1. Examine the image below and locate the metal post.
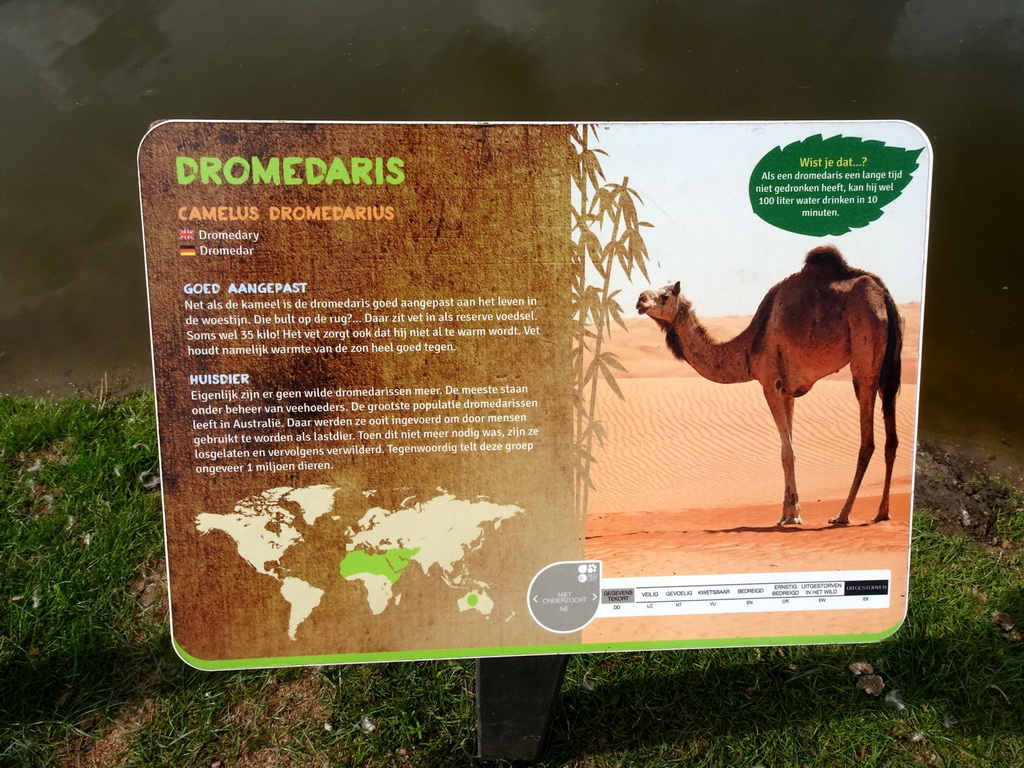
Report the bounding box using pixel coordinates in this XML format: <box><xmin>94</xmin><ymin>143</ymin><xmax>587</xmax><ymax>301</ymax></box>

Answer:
<box><xmin>475</xmin><ymin>654</ymin><xmax>569</xmax><ymax>762</ymax></box>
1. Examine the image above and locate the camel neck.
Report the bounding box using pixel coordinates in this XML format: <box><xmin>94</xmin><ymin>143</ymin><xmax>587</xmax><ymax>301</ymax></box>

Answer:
<box><xmin>666</xmin><ymin>311</ymin><xmax>757</xmax><ymax>384</ymax></box>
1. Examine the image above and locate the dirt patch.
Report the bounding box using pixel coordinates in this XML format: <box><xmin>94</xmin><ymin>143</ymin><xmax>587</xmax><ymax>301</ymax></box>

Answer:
<box><xmin>233</xmin><ymin>748</ymin><xmax>310</xmax><ymax>768</ymax></box>
<box><xmin>130</xmin><ymin>557</ymin><xmax>168</xmax><ymax>642</ymax></box>
<box><xmin>915</xmin><ymin>441</ymin><xmax>1024</xmax><ymax>551</ymax></box>
<box><xmin>13</xmin><ymin>443</ymin><xmax>72</xmax><ymax>520</ymax></box>
<box><xmin>55</xmin><ymin>700</ymin><xmax>156</xmax><ymax>768</ymax></box>
<box><xmin>16</xmin><ymin>439</ymin><xmax>75</xmax><ymax>469</ymax></box>
<box><xmin>221</xmin><ymin>671</ymin><xmax>331</xmax><ymax>768</ymax></box>
<box><xmin>266</xmin><ymin>672</ymin><xmax>330</xmax><ymax>722</ymax></box>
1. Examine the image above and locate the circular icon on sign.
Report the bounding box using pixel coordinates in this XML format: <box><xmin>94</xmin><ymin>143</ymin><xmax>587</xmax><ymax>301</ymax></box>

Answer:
<box><xmin>527</xmin><ymin>561</ymin><xmax>602</xmax><ymax>633</ymax></box>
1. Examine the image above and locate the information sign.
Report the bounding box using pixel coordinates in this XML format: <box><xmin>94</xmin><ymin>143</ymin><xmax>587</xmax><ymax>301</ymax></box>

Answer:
<box><xmin>138</xmin><ymin>121</ymin><xmax>931</xmax><ymax>669</ymax></box>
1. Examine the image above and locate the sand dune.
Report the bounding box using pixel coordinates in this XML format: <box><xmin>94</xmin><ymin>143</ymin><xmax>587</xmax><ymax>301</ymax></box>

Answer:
<box><xmin>581</xmin><ymin>304</ymin><xmax>920</xmax><ymax>645</ymax></box>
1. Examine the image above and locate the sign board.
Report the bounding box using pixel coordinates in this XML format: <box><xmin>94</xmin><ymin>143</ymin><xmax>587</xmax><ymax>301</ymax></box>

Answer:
<box><xmin>138</xmin><ymin>121</ymin><xmax>930</xmax><ymax>669</ymax></box>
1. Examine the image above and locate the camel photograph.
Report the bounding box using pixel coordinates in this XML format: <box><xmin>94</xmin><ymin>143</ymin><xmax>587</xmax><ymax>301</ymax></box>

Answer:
<box><xmin>577</xmin><ymin>122</ymin><xmax>928</xmax><ymax>646</ymax></box>
<box><xmin>635</xmin><ymin>244</ymin><xmax>903</xmax><ymax>528</ymax></box>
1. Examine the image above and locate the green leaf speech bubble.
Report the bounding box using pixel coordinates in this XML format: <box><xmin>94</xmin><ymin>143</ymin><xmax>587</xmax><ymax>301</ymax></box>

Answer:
<box><xmin>749</xmin><ymin>134</ymin><xmax>923</xmax><ymax>237</ymax></box>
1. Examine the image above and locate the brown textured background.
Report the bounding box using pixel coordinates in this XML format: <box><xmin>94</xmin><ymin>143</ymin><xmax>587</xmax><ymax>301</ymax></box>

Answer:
<box><xmin>139</xmin><ymin>123</ymin><xmax>577</xmax><ymax>663</ymax></box>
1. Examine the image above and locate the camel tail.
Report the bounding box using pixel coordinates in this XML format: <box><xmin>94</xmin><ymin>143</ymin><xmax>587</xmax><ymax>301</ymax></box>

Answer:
<box><xmin>880</xmin><ymin>289</ymin><xmax>903</xmax><ymax>418</ymax></box>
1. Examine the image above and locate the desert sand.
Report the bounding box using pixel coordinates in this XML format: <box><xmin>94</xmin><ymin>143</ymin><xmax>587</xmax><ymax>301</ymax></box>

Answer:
<box><xmin>582</xmin><ymin>304</ymin><xmax>921</xmax><ymax>646</ymax></box>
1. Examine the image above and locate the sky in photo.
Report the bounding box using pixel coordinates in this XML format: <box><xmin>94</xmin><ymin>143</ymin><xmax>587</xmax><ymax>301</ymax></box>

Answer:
<box><xmin>590</xmin><ymin>121</ymin><xmax>932</xmax><ymax>317</ymax></box>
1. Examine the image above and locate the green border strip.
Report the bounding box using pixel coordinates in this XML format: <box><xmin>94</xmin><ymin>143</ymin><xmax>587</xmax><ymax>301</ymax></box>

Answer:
<box><xmin>174</xmin><ymin>619</ymin><xmax>904</xmax><ymax>671</ymax></box>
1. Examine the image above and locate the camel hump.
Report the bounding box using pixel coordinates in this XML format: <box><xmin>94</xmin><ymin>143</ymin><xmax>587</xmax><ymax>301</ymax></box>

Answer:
<box><xmin>802</xmin><ymin>245</ymin><xmax>864</xmax><ymax>280</ymax></box>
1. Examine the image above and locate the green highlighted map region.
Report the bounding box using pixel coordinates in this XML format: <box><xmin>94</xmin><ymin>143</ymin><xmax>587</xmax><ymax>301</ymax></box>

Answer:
<box><xmin>340</xmin><ymin>548</ymin><xmax>421</xmax><ymax>584</ymax></box>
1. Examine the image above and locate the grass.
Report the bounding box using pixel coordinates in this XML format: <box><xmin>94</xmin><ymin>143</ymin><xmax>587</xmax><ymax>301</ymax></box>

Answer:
<box><xmin>989</xmin><ymin>478</ymin><xmax>1024</xmax><ymax>543</ymax></box>
<box><xmin>2</xmin><ymin>391</ymin><xmax>1023</xmax><ymax>767</ymax></box>
<box><xmin>0</xmin><ymin>392</ymin><xmax>164</xmax><ymax>761</ymax></box>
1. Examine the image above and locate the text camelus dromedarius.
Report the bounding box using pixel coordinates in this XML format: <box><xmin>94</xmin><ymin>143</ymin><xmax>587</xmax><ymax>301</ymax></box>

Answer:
<box><xmin>636</xmin><ymin>245</ymin><xmax>903</xmax><ymax>526</ymax></box>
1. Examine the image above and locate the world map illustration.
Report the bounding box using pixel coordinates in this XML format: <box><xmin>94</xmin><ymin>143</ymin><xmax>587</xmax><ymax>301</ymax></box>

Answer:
<box><xmin>195</xmin><ymin>485</ymin><xmax>522</xmax><ymax>640</ymax></box>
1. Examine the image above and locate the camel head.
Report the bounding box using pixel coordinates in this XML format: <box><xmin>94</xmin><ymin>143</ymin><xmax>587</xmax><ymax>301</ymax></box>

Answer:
<box><xmin>636</xmin><ymin>282</ymin><xmax>691</xmax><ymax>323</ymax></box>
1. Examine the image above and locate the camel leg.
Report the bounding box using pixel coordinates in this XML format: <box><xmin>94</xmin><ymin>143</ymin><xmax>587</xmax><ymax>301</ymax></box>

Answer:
<box><xmin>830</xmin><ymin>380</ymin><xmax>877</xmax><ymax>525</ymax></box>
<box><xmin>874</xmin><ymin>400</ymin><xmax>899</xmax><ymax>523</ymax></box>
<box><xmin>763</xmin><ymin>387</ymin><xmax>801</xmax><ymax>525</ymax></box>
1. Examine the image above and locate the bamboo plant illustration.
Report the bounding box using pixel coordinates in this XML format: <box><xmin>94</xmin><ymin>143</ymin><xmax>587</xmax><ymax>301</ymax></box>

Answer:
<box><xmin>571</xmin><ymin>125</ymin><xmax>653</xmax><ymax>527</ymax></box>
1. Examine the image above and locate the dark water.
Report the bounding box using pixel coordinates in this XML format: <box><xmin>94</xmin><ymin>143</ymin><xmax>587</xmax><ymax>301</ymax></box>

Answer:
<box><xmin>0</xmin><ymin>0</ymin><xmax>1021</xmax><ymax>467</ymax></box>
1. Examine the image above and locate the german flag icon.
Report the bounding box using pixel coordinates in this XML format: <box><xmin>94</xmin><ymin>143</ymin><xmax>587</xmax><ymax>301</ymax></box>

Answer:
<box><xmin>179</xmin><ymin>244</ymin><xmax>197</xmax><ymax>256</ymax></box>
